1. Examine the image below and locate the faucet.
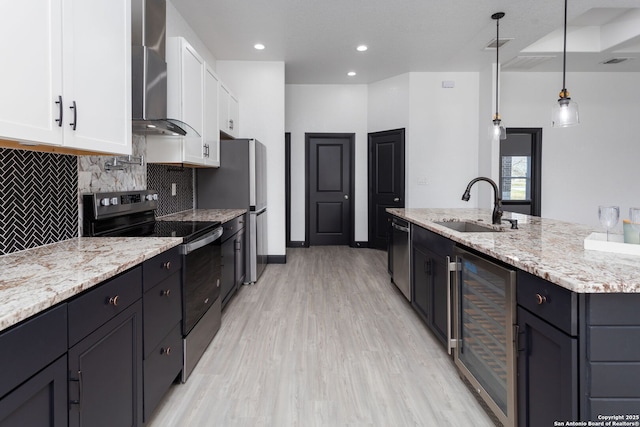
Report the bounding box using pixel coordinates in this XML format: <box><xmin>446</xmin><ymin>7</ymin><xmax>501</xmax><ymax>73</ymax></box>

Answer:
<box><xmin>461</xmin><ymin>177</ymin><xmax>503</xmax><ymax>225</ymax></box>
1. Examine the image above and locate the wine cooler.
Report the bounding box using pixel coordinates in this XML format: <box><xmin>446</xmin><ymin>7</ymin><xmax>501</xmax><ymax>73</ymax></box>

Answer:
<box><xmin>452</xmin><ymin>247</ymin><xmax>517</xmax><ymax>427</ymax></box>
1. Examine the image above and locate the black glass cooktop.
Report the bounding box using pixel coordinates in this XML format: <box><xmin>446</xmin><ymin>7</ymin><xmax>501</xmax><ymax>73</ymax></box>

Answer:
<box><xmin>105</xmin><ymin>220</ymin><xmax>221</xmax><ymax>243</ymax></box>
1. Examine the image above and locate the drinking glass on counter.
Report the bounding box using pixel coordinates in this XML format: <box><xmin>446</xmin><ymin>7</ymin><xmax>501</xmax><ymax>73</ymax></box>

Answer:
<box><xmin>598</xmin><ymin>205</ymin><xmax>619</xmax><ymax>241</ymax></box>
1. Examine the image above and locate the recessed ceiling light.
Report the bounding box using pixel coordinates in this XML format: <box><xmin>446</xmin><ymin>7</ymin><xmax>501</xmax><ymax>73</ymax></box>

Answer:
<box><xmin>347</xmin><ymin>71</ymin><xmax>356</xmax><ymax>77</ymax></box>
<box><xmin>254</xmin><ymin>43</ymin><xmax>265</xmax><ymax>50</ymax></box>
<box><xmin>356</xmin><ymin>45</ymin><xmax>368</xmax><ymax>52</ymax></box>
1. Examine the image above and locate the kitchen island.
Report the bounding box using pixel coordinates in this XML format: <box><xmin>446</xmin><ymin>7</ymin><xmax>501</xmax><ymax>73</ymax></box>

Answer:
<box><xmin>388</xmin><ymin>207</ymin><xmax>640</xmax><ymax>293</ymax></box>
<box><xmin>388</xmin><ymin>207</ymin><xmax>640</xmax><ymax>426</ymax></box>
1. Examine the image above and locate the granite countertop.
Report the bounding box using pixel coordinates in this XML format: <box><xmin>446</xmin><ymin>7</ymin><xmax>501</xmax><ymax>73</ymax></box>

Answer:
<box><xmin>0</xmin><ymin>237</ymin><xmax>182</xmax><ymax>333</ymax></box>
<box><xmin>158</xmin><ymin>208</ymin><xmax>246</xmax><ymax>224</ymax></box>
<box><xmin>388</xmin><ymin>208</ymin><xmax>640</xmax><ymax>294</ymax></box>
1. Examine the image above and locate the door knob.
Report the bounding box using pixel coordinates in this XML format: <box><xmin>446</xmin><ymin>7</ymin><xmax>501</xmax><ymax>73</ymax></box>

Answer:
<box><xmin>394</xmin><ymin>197</ymin><xmax>400</xmax><ymax>202</ymax></box>
<box><xmin>344</xmin><ymin>195</ymin><xmax>349</xmax><ymax>200</ymax></box>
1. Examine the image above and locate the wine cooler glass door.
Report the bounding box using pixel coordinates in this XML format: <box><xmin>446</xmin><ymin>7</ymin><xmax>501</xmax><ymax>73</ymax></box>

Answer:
<box><xmin>454</xmin><ymin>247</ymin><xmax>516</xmax><ymax>427</ymax></box>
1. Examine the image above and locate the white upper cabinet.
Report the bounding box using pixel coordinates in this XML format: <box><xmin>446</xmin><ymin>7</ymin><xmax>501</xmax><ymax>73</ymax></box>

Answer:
<box><xmin>147</xmin><ymin>37</ymin><xmax>204</xmax><ymax>166</ymax></box>
<box><xmin>219</xmin><ymin>83</ymin><xmax>239</xmax><ymax>138</ymax></box>
<box><xmin>147</xmin><ymin>37</ymin><xmax>222</xmax><ymax>167</ymax></box>
<box><xmin>0</xmin><ymin>0</ymin><xmax>132</xmax><ymax>155</ymax></box>
<box><xmin>204</xmin><ymin>64</ymin><xmax>220</xmax><ymax>167</ymax></box>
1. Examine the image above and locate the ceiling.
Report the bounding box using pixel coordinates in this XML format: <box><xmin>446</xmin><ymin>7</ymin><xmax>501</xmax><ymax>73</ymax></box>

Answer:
<box><xmin>170</xmin><ymin>0</ymin><xmax>640</xmax><ymax>84</ymax></box>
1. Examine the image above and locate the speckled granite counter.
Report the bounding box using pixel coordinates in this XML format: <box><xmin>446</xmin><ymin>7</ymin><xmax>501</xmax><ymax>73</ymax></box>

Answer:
<box><xmin>388</xmin><ymin>208</ymin><xmax>640</xmax><ymax>294</ymax></box>
<box><xmin>0</xmin><ymin>237</ymin><xmax>182</xmax><ymax>332</ymax></box>
<box><xmin>158</xmin><ymin>208</ymin><xmax>246</xmax><ymax>224</ymax></box>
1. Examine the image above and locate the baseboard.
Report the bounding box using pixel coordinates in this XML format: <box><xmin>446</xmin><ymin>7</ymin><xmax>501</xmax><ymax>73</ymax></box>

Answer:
<box><xmin>267</xmin><ymin>255</ymin><xmax>287</xmax><ymax>264</ymax></box>
<box><xmin>352</xmin><ymin>241</ymin><xmax>369</xmax><ymax>248</ymax></box>
<box><xmin>287</xmin><ymin>241</ymin><xmax>307</xmax><ymax>248</ymax></box>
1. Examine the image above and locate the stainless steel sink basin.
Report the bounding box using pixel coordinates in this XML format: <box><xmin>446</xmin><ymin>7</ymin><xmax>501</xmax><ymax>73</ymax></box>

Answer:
<box><xmin>434</xmin><ymin>221</ymin><xmax>502</xmax><ymax>233</ymax></box>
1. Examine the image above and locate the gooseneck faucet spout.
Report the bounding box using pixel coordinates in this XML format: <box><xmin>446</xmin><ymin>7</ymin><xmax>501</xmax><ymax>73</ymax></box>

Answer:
<box><xmin>461</xmin><ymin>177</ymin><xmax>503</xmax><ymax>225</ymax></box>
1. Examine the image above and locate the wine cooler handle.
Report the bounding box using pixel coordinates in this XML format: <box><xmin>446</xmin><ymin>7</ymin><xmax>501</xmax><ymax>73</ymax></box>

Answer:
<box><xmin>446</xmin><ymin>256</ymin><xmax>458</xmax><ymax>355</ymax></box>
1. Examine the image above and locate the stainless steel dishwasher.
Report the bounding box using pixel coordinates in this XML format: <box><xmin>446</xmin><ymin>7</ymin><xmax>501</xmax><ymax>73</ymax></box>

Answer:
<box><xmin>391</xmin><ymin>217</ymin><xmax>411</xmax><ymax>301</ymax></box>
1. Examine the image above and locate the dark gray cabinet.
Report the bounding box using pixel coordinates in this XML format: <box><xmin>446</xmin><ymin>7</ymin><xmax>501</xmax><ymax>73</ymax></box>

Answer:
<box><xmin>0</xmin><ymin>305</ymin><xmax>68</xmax><ymax>427</ymax></box>
<box><xmin>142</xmin><ymin>247</ymin><xmax>183</xmax><ymax>421</ymax></box>
<box><xmin>220</xmin><ymin>214</ymin><xmax>246</xmax><ymax>308</ymax></box>
<box><xmin>67</xmin><ymin>267</ymin><xmax>143</xmax><ymax>427</ymax></box>
<box><xmin>411</xmin><ymin>224</ymin><xmax>454</xmax><ymax>348</ymax></box>
<box><xmin>516</xmin><ymin>270</ymin><xmax>578</xmax><ymax>426</ymax></box>
<box><xmin>517</xmin><ymin>307</ymin><xmax>578</xmax><ymax>426</ymax></box>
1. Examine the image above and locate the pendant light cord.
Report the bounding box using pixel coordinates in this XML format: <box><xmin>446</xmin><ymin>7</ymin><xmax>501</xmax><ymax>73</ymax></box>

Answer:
<box><xmin>495</xmin><ymin>16</ymin><xmax>500</xmax><ymax>118</ymax></box>
<box><xmin>562</xmin><ymin>0</ymin><xmax>568</xmax><ymax>95</ymax></box>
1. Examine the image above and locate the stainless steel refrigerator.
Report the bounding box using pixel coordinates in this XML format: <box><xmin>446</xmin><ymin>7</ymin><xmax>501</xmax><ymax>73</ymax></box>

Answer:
<box><xmin>196</xmin><ymin>139</ymin><xmax>267</xmax><ymax>283</ymax></box>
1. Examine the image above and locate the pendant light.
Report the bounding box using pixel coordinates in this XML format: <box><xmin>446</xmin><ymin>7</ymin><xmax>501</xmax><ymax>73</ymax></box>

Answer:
<box><xmin>552</xmin><ymin>0</ymin><xmax>579</xmax><ymax>127</ymax></box>
<box><xmin>491</xmin><ymin>12</ymin><xmax>507</xmax><ymax>140</ymax></box>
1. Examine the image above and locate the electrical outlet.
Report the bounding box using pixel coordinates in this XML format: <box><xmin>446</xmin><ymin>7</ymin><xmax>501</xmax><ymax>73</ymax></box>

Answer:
<box><xmin>171</xmin><ymin>183</ymin><xmax>177</xmax><ymax>196</ymax></box>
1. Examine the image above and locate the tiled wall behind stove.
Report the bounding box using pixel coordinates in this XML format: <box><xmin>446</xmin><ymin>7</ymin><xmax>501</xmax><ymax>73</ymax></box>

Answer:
<box><xmin>147</xmin><ymin>165</ymin><xmax>194</xmax><ymax>217</ymax></box>
<box><xmin>0</xmin><ymin>148</ymin><xmax>77</xmax><ymax>255</ymax></box>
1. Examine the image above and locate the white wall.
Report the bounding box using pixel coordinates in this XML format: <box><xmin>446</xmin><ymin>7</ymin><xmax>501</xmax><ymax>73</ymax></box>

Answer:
<box><xmin>217</xmin><ymin>61</ymin><xmax>286</xmax><ymax>256</ymax></box>
<box><xmin>167</xmin><ymin>1</ymin><xmax>217</xmax><ymax>66</ymax></box>
<box><xmin>406</xmin><ymin>72</ymin><xmax>480</xmax><ymax>208</ymax></box>
<box><xmin>500</xmin><ymin>71</ymin><xmax>640</xmax><ymax>230</ymax></box>
<box><xmin>368</xmin><ymin>74</ymin><xmax>410</xmax><ymax>132</ymax></box>
<box><xmin>285</xmin><ymin>85</ymin><xmax>369</xmax><ymax>243</ymax></box>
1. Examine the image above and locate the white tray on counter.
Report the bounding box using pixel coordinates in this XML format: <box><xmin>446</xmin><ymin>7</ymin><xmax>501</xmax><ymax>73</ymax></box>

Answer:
<box><xmin>584</xmin><ymin>232</ymin><xmax>640</xmax><ymax>256</ymax></box>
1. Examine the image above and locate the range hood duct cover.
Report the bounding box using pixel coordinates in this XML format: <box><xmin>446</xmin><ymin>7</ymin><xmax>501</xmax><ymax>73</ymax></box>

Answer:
<box><xmin>131</xmin><ymin>0</ymin><xmax>198</xmax><ymax>137</ymax></box>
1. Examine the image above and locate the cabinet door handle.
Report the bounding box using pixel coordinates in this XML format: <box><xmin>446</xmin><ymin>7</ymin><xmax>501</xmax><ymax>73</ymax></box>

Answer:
<box><xmin>69</xmin><ymin>100</ymin><xmax>77</xmax><ymax>130</ymax></box>
<box><xmin>55</xmin><ymin>95</ymin><xmax>63</xmax><ymax>127</ymax></box>
<box><xmin>161</xmin><ymin>347</ymin><xmax>172</xmax><ymax>356</ymax></box>
<box><xmin>394</xmin><ymin>197</ymin><xmax>400</xmax><ymax>202</ymax></box>
<box><xmin>515</xmin><ymin>324</ymin><xmax>527</xmax><ymax>353</ymax></box>
<box><xmin>424</xmin><ymin>259</ymin><xmax>431</xmax><ymax>275</ymax></box>
<box><xmin>162</xmin><ymin>261</ymin><xmax>171</xmax><ymax>270</ymax></box>
<box><xmin>108</xmin><ymin>295</ymin><xmax>119</xmax><ymax>306</ymax></box>
<box><xmin>69</xmin><ymin>370</ymin><xmax>82</xmax><ymax>408</ymax></box>
<box><xmin>229</xmin><ymin>119</ymin><xmax>234</xmax><ymax>130</ymax></box>
<box><xmin>161</xmin><ymin>289</ymin><xmax>171</xmax><ymax>297</ymax></box>
<box><xmin>535</xmin><ymin>293</ymin><xmax>547</xmax><ymax>305</ymax></box>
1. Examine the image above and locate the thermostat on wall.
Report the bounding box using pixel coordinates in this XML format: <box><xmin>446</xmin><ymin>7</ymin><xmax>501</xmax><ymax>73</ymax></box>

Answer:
<box><xmin>441</xmin><ymin>80</ymin><xmax>455</xmax><ymax>88</ymax></box>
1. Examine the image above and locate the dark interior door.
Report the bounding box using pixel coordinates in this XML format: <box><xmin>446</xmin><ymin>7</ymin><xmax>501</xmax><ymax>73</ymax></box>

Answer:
<box><xmin>306</xmin><ymin>133</ymin><xmax>354</xmax><ymax>246</ymax></box>
<box><xmin>368</xmin><ymin>129</ymin><xmax>405</xmax><ymax>250</ymax></box>
<box><xmin>501</xmin><ymin>128</ymin><xmax>542</xmax><ymax>216</ymax></box>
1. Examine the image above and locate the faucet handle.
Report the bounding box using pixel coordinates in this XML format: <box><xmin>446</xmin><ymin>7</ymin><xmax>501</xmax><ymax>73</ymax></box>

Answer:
<box><xmin>502</xmin><ymin>218</ymin><xmax>518</xmax><ymax>229</ymax></box>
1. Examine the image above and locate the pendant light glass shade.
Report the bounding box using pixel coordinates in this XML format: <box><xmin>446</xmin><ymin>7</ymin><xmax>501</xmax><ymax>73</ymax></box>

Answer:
<box><xmin>552</xmin><ymin>0</ymin><xmax>579</xmax><ymax>128</ymax></box>
<box><xmin>552</xmin><ymin>94</ymin><xmax>579</xmax><ymax>127</ymax></box>
<box><xmin>489</xmin><ymin>117</ymin><xmax>507</xmax><ymax>140</ymax></box>
<box><xmin>490</xmin><ymin>12</ymin><xmax>506</xmax><ymax>140</ymax></box>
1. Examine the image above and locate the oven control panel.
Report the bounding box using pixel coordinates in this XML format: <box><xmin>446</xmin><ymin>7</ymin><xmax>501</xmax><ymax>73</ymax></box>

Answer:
<box><xmin>84</xmin><ymin>190</ymin><xmax>159</xmax><ymax>219</ymax></box>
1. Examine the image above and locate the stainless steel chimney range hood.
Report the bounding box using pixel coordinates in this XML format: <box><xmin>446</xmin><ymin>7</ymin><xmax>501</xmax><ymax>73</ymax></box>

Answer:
<box><xmin>131</xmin><ymin>0</ymin><xmax>198</xmax><ymax>137</ymax></box>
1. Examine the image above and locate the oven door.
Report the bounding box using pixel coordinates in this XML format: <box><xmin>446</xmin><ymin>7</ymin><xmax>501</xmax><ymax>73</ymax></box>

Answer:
<box><xmin>181</xmin><ymin>227</ymin><xmax>223</xmax><ymax>335</ymax></box>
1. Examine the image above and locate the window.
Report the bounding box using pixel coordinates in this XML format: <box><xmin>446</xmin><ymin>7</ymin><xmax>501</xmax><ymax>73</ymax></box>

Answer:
<box><xmin>501</xmin><ymin>155</ymin><xmax>530</xmax><ymax>201</ymax></box>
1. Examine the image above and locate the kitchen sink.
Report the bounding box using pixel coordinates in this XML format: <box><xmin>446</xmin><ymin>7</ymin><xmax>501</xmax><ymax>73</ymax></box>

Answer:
<box><xmin>434</xmin><ymin>221</ymin><xmax>502</xmax><ymax>233</ymax></box>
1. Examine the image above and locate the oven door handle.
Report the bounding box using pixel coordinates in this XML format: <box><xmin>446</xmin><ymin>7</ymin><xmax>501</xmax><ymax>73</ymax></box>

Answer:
<box><xmin>179</xmin><ymin>227</ymin><xmax>223</xmax><ymax>255</ymax></box>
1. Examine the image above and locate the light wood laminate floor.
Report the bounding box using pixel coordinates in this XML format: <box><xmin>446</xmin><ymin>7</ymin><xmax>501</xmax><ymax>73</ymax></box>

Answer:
<box><xmin>148</xmin><ymin>246</ymin><xmax>495</xmax><ymax>426</ymax></box>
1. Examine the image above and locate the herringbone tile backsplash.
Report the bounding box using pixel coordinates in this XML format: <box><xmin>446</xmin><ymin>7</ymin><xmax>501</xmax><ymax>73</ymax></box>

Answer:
<box><xmin>0</xmin><ymin>149</ymin><xmax>78</xmax><ymax>255</ymax></box>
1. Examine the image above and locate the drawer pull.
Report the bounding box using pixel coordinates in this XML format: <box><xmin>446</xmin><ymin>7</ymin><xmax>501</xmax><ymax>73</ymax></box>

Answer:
<box><xmin>161</xmin><ymin>347</ymin><xmax>172</xmax><ymax>356</ymax></box>
<box><xmin>161</xmin><ymin>289</ymin><xmax>171</xmax><ymax>297</ymax></box>
<box><xmin>162</xmin><ymin>261</ymin><xmax>171</xmax><ymax>270</ymax></box>
<box><xmin>535</xmin><ymin>293</ymin><xmax>547</xmax><ymax>305</ymax></box>
<box><xmin>108</xmin><ymin>295</ymin><xmax>120</xmax><ymax>306</ymax></box>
